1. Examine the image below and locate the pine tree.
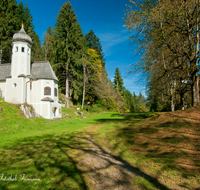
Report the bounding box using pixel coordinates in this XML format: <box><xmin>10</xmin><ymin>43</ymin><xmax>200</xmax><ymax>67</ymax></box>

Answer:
<box><xmin>18</xmin><ymin>3</ymin><xmax>43</xmax><ymax>62</ymax></box>
<box><xmin>43</xmin><ymin>26</ymin><xmax>54</xmax><ymax>61</ymax></box>
<box><xmin>85</xmin><ymin>30</ymin><xmax>105</xmax><ymax>67</ymax></box>
<box><xmin>132</xmin><ymin>93</ymin><xmax>138</xmax><ymax>112</ymax></box>
<box><xmin>114</xmin><ymin>67</ymin><xmax>124</xmax><ymax>94</ymax></box>
<box><xmin>0</xmin><ymin>0</ymin><xmax>18</xmax><ymax>64</ymax></box>
<box><xmin>16</xmin><ymin>1</ymin><xmax>24</xmax><ymax>26</ymax></box>
<box><xmin>53</xmin><ymin>1</ymin><xmax>85</xmax><ymax>102</ymax></box>
<box><xmin>31</xmin><ymin>31</ymin><xmax>44</xmax><ymax>62</ymax></box>
<box><xmin>133</xmin><ymin>92</ymin><xmax>147</xmax><ymax>112</ymax></box>
<box><xmin>23</xmin><ymin>4</ymin><xmax>34</xmax><ymax>34</ymax></box>
<box><xmin>123</xmin><ymin>89</ymin><xmax>135</xmax><ymax>112</ymax></box>
<box><xmin>0</xmin><ymin>1</ymin><xmax>43</xmax><ymax>64</ymax></box>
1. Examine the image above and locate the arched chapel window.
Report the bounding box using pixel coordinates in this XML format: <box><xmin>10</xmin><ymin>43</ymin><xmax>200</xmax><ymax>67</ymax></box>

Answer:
<box><xmin>44</xmin><ymin>86</ymin><xmax>51</xmax><ymax>95</ymax></box>
<box><xmin>54</xmin><ymin>88</ymin><xmax>57</xmax><ymax>97</ymax></box>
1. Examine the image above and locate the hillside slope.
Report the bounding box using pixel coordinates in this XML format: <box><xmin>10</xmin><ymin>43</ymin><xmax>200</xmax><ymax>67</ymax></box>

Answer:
<box><xmin>91</xmin><ymin>107</ymin><xmax>200</xmax><ymax>189</ymax></box>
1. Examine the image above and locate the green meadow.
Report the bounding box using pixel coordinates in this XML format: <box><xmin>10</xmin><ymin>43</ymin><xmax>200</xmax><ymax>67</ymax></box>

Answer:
<box><xmin>0</xmin><ymin>99</ymin><xmax>199</xmax><ymax>189</ymax></box>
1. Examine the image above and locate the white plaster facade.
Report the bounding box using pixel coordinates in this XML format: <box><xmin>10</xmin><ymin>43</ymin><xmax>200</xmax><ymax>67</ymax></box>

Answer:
<box><xmin>0</xmin><ymin>26</ymin><xmax>61</xmax><ymax>119</ymax></box>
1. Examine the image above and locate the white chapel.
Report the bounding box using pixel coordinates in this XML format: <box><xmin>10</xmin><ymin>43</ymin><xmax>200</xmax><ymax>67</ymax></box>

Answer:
<box><xmin>0</xmin><ymin>25</ymin><xmax>61</xmax><ymax>119</ymax></box>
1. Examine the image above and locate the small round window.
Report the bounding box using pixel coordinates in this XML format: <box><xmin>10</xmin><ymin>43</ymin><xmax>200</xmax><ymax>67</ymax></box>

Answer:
<box><xmin>13</xmin><ymin>83</ymin><xmax>17</xmax><ymax>87</ymax></box>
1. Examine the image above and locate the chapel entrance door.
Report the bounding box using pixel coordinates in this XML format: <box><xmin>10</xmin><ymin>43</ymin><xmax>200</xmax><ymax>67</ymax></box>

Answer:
<box><xmin>54</xmin><ymin>107</ymin><xmax>57</xmax><ymax>117</ymax></box>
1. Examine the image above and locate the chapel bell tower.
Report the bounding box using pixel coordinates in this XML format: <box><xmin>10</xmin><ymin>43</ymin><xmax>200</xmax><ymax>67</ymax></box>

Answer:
<box><xmin>11</xmin><ymin>24</ymin><xmax>32</xmax><ymax>78</ymax></box>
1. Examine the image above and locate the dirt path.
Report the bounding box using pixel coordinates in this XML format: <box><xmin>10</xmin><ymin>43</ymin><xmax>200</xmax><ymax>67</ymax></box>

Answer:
<box><xmin>71</xmin><ymin>133</ymin><xmax>170</xmax><ymax>190</ymax></box>
<box><xmin>76</xmin><ymin>136</ymin><xmax>134</xmax><ymax>190</ymax></box>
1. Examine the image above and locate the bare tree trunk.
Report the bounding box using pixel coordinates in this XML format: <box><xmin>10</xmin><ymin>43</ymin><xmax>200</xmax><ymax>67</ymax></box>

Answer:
<box><xmin>185</xmin><ymin>2</ymin><xmax>198</xmax><ymax>107</ymax></box>
<box><xmin>195</xmin><ymin>0</ymin><xmax>200</xmax><ymax>105</ymax></box>
<box><xmin>193</xmin><ymin>74</ymin><xmax>199</xmax><ymax>106</ymax></box>
<box><xmin>195</xmin><ymin>74</ymin><xmax>199</xmax><ymax>105</ymax></box>
<box><xmin>0</xmin><ymin>49</ymin><xmax>2</xmax><ymax>64</ymax></box>
<box><xmin>82</xmin><ymin>62</ymin><xmax>86</xmax><ymax>110</ymax></box>
<box><xmin>171</xmin><ymin>83</ymin><xmax>175</xmax><ymax>112</ymax></box>
<box><xmin>180</xmin><ymin>93</ymin><xmax>184</xmax><ymax>109</ymax></box>
<box><xmin>65</xmin><ymin>64</ymin><xmax>69</xmax><ymax>99</ymax></box>
<box><xmin>197</xmin><ymin>75</ymin><xmax>199</xmax><ymax>104</ymax></box>
<box><xmin>191</xmin><ymin>81</ymin><xmax>194</xmax><ymax>107</ymax></box>
<box><xmin>179</xmin><ymin>78</ymin><xmax>185</xmax><ymax>109</ymax></box>
<box><xmin>44</xmin><ymin>47</ymin><xmax>47</xmax><ymax>61</ymax></box>
<box><xmin>66</xmin><ymin>32</ymin><xmax>69</xmax><ymax>100</ymax></box>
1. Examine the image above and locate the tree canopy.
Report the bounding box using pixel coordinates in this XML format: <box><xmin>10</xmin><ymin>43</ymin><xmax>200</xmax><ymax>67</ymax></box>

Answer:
<box><xmin>124</xmin><ymin>0</ymin><xmax>200</xmax><ymax>110</ymax></box>
<box><xmin>114</xmin><ymin>67</ymin><xmax>125</xmax><ymax>94</ymax></box>
<box><xmin>52</xmin><ymin>1</ymin><xmax>85</xmax><ymax>102</ymax></box>
<box><xmin>0</xmin><ymin>0</ymin><xmax>43</xmax><ymax>63</ymax></box>
<box><xmin>85</xmin><ymin>30</ymin><xmax>105</xmax><ymax>68</ymax></box>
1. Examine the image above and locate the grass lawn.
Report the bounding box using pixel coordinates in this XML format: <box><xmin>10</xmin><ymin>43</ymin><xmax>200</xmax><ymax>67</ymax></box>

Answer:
<box><xmin>0</xmin><ymin>99</ymin><xmax>199</xmax><ymax>189</ymax></box>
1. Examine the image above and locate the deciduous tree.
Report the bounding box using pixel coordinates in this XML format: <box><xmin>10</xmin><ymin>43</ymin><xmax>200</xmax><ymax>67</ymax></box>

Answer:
<box><xmin>85</xmin><ymin>30</ymin><xmax>105</xmax><ymax>68</ymax></box>
<box><xmin>124</xmin><ymin>0</ymin><xmax>200</xmax><ymax>108</ymax></box>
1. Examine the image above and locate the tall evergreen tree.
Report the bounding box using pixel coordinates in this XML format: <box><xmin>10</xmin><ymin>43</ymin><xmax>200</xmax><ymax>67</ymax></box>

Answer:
<box><xmin>132</xmin><ymin>92</ymin><xmax>147</xmax><ymax>112</ymax></box>
<box><xmin>123</xmin><ymin>89</ymin><xmax>135</xmax><ymax>112</ymax></box>
<box><xmin>23</xmin><ymin>3</ymin><xmax>34</xmax><ymax>34</ymax></box>
<box><xmin>43</xmin><ymin>26</ymin><xmax>54</xmax><ymax>62</ymax></box>
<box><xmin>0</xmin><ymin>1</ymin><xmax>43</xmax><ymax>63</ymax></box>
<box><xmin>85</xmin><ymin>30</ymin><xmax>105</xmax><ymax>67</ymax></box>
<box><xmin>0</xmin><ymin>0</ymin><xmax>18</xmax><ymax>64</ymax></box>
<box><xmin>53</xmin><ymin>1</ymin><xmax>85</xmax><ymax>102</ymax></box>
<box><xmin>17</xmin><ymin>2</ymin><xmax>43</xmax><ymax>62</ymax></box>
<box><xmin>16</xmin><ymin>1</ymin><xmax>24</xmax><ymax>26</ymax></box>
<box><xmin>31</xmin><ymin>31</ymin><xmax>44</xmax><ymax>62</ymax></box>
<box><xmin>114</xmin><ymin>67</ymin><xmax>124</xmax><ymax>94</ymax></box>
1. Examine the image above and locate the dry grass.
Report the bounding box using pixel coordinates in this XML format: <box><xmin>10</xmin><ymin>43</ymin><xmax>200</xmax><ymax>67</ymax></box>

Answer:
<box><xmin>85</xmin><ymin>108</ymin><xmax>200</xmax><ymax>189</ymax></box>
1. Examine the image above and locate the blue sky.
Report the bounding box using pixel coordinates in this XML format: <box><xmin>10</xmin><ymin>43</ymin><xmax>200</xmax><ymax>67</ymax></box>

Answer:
<box><xmin>16</xmin><ymin>0</ymin><xmax>146</xmax><ymax>96</ymax></box>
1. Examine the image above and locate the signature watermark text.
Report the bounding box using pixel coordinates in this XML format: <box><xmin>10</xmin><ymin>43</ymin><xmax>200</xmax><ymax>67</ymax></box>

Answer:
<box><xmin>0</xmin><ymin>174</ymin><xmax>40</xmax><ymax>181</ymax></box>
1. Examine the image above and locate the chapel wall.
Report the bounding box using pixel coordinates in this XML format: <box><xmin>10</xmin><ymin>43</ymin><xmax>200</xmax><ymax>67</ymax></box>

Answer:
<box><xmin>5</xmin><ymin>78</ymin><xmax>24</xmax><ymax>104</ymax></box>
<box><xmin>54</xmin><ymin>82</ymin><xmax>59</xmax><ymax>103</ymax></box>
<box><xmin>42</xmin><ymin>103</ymin><xmax>49</xmax><ymax>118</ymax></box>
<box><xmin>31</xmin><ymin>104</ymin><xmax>40</xmax><ymax>117</ymax></box>
<box><xmin>29</xmin><ymin>80</ymin><xmax>41</xmax><ymax>104</ymax></box>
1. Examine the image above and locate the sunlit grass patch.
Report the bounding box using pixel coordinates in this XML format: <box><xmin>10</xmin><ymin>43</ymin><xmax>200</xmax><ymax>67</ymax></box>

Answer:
<box><xmin>0</xmin><ymin>133</ymin><xmax>88</xmax><ymax>190</ymax></box>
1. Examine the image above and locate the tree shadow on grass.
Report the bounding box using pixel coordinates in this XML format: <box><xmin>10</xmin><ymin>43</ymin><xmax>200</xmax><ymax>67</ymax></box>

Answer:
<box><xmin>95</xmin><ymin>112</ymin><xmax>155</xmax><ymax>126</ymax></box>
<box><xmin>110</xmin><ymin>113</ymin><xmax>200</xmax><ymax>189</ymax></box>
<box><xmin>0</xmin><ymin>133</ymin><xmax>88</xmax><ymax>190</ymax></box>
<box><xmin>0</xmin><ymin>130</ymin><xmax>170</xmax><ymax>190</ymax></box>
<box><xmin>111</xmin><ymin>112</ymin><xmax>156</xmax><ymax>119</ymax></box>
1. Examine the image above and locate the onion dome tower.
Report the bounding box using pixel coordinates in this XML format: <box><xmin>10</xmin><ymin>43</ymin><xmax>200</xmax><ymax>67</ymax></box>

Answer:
<box><xmin>11</xmin><ymin>24</ymin><xmax>32</xmax><ymax>78</ymax></box>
